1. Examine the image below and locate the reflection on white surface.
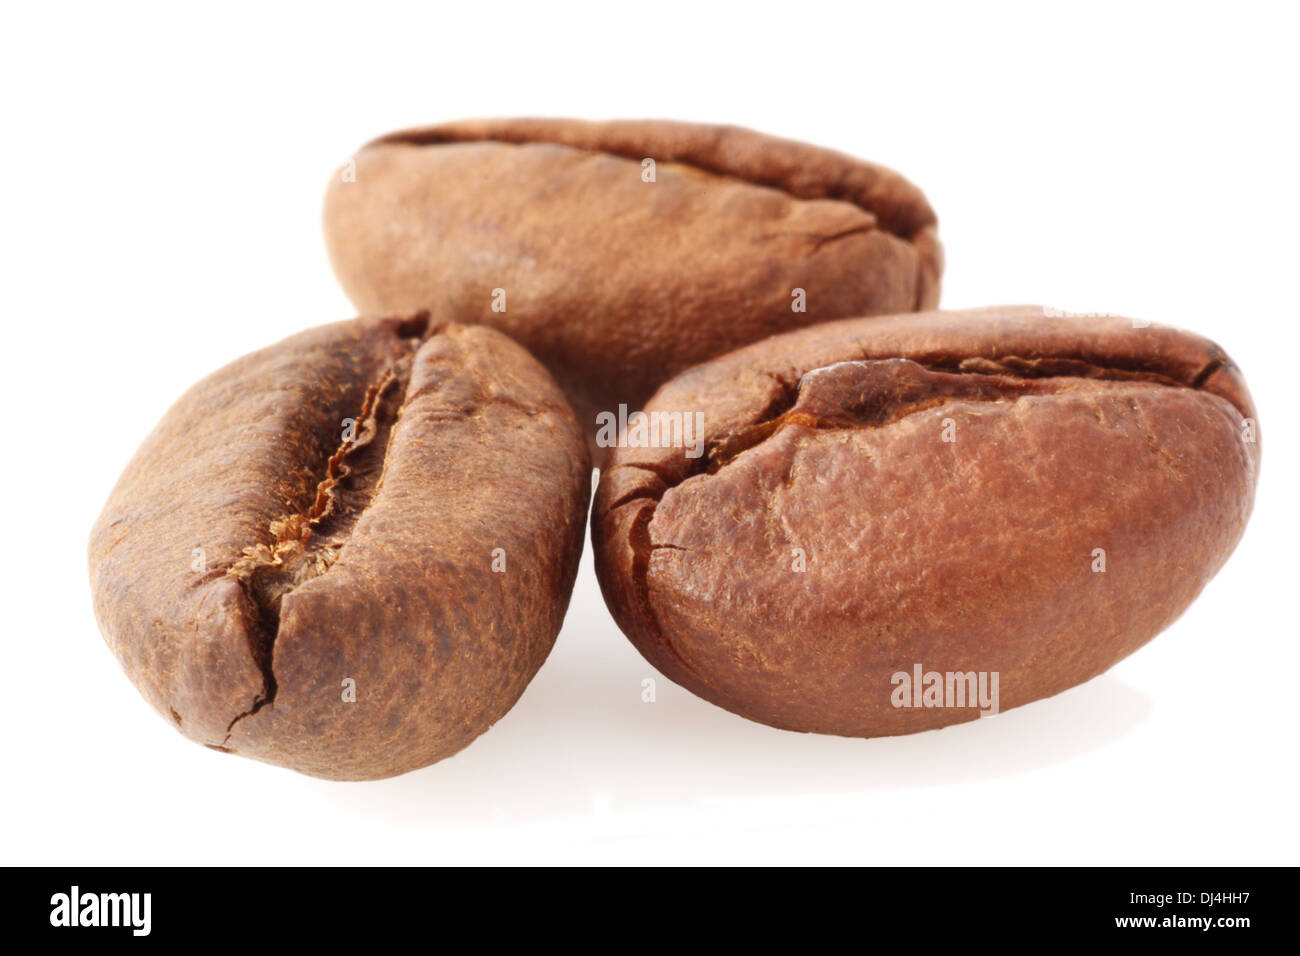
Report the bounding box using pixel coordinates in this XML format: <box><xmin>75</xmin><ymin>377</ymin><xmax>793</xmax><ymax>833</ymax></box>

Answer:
<box><xmin>315</xmin><ymin>552</ymin><xmax>1153</xmax><ymax>827</ymax></box>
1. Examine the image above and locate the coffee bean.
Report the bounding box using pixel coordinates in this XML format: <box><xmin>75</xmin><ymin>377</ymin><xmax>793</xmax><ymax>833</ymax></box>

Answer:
<box><xmin>89</xmin><ymin>316</ymin><xmax>590</xmax><ymax>780</ymax></box>
<box><xmin>322</xmin><ymin>118</ymin><xmax>941</xmax><ymax>438</ymax></box>
<box><xmin>592</xmin><ymin>306</ymin><xmax>1259</xmax><ymax>735</ymax></box>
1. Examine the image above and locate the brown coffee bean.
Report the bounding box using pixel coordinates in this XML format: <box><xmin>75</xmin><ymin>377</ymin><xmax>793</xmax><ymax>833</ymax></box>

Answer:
<box><xmin>89</xmin><ymin>317</ymin><xmax>590</xmax><ymax>780</ymax></box>
<box><xmin>593</xmin><ymin>306</ymin><xmax>1259</xmax><ymax>736</ymax></box>
<box><xmin>322</xmin><ymin>118</ymin><xmax>941</xmax><ymax>437</ymax></box>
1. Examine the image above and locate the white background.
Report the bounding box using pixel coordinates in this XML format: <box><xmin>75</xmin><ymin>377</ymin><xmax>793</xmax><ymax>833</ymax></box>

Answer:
<box><xmin>2</xmin><ymin>1</ymin><xmax>1296</xmax><ymax>865</ymax></box>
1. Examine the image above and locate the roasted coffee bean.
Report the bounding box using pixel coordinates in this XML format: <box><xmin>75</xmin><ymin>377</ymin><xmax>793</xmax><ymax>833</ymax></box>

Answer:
<box><xmin>592</xmin><ymin>306</ymin><xmax>1259</xmax><ymax>736</ymax></box>
<box><xmin>89</xmin><ymin>317</ymin><xmax>590</xmax><ymax>780</ymax></box>
<box><xmin>322</xmin><ymin>118</ymin><xmax>941</xmax><ymax>437</ymax></box>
